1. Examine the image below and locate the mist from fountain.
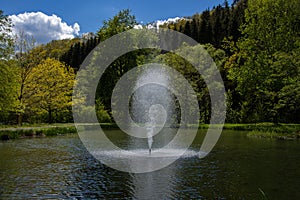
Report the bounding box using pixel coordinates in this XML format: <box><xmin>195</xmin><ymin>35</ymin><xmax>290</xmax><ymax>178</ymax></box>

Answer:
<box><xmin>131</xmin><ymin>66</ymin><xmax>174</xmax><ymax>154</ymax></box>
<box><xmin>82</xmin><ymin>63</ymin><xmax>201</xmax><ymax>173</ymax></box>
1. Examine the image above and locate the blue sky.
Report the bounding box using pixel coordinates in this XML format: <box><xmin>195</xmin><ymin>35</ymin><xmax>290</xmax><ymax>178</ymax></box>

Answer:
<box><xmin>1</xmin><ymin>0</ymin><xmax>232</xmax><ymax>43</ymax></box>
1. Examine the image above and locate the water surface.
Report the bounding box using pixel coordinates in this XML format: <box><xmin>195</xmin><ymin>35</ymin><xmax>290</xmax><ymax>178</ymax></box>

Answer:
<box><xmin>0</xmin><ymin>130</ymin><xmax>300</xmax><ymax>199</ymax></box>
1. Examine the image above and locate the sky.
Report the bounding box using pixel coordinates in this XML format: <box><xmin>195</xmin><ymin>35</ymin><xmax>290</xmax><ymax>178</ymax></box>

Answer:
<box><xmin>1</xmin><ymin>0</ymin><xmax>232</xmax><ymax>44</ymax></box>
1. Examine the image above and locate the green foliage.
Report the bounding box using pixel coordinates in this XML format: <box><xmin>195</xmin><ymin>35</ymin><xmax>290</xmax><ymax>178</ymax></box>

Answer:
<box><xmin>258</xmin><ymin>188</ymin><xmax>268</xmax><ymax>200</ymax></box>
<box><xmin>1</xmin><ymin>0</ymin><xmax>299</xmax><ymax>126</ymax></box>
<box><xmin>0</xmin><ymin>60</ymin><xmax>19</xmax><ymax>114</ymax></box>
<box><xmin>225</xmin><ymin>89</ymin><xmax>241</xmax><ymax>123</ymax></box>
<box><xmin>61</xmin><ymin>9</ymin><xmax>137</xmax><ymax>71</ymax></box>
<box><xmin>32</xmin><ymin>39</ymin><xmax>80</xmax><ymax>61</ymax></box>
<box><xmin>97</xmin><ymin>9</ymin><xmax>137</xmax><ymax>40</ymax></box>
<box><xmin>42</xmin><ymin>126</ymin><xmax>77</xmax><ymax>136</ymax></box>
<box><xmin>155</xmin><ymin>44</ymin><xmax>227</xmax><ymax>124</ymax></box>
<box><xmin>13</xmin><ymin>31</ymin><xmax>39</xmax><ymax>125</ymax></box>
<box><xmin>60</xmin><ymin>37</ymin><xmax>99</xmax><ymax>71</ymax></box>
<box><xmin>0</xmin><ymin>130</ymin><xmax>20</xmax><ymax>139</ymax></box>
<box><xmin>227</xmin><ymin>0</ymin><xmax>300</xmax><ymax>123</ymax></box>
<box><xmin>162</xmin><ymin>0</ymin><xmax>247</xmax><ymax>48</ymax></box>
<box><xmin>0</xmin><ymin>10</ymin><xmax>14</xmax><ymax>59</ymax></box>
<box><xmin>23</xmin><ymin>58</ymin><xmax>75</xmax><ymax>123</ymax></box>
<box><xmin>0</xmin><ymin>126</ymin><xmax>77</xmax><ymax>139</ymax></box>
<box><xmin>247</xmin><ymin>130</ymin><xmax>300</xmax><ymax>140</ymax></box>
<box><xmin>203</xmin><ymin>123</ymin><xmax>300</xmax><ymax>140</ymax></box>
<box><xmin>95</xmin><ymin>98</ymin><xmax>111</xmax><ymax>123</ymax></box>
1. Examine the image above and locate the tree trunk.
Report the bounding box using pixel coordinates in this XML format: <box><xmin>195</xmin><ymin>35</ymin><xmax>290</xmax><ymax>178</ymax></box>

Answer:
<box><xmin>273</xmin><ymin>112</ymin><xmax>279</xmax><ymax>125</ymax></box>
<box><xmin>48</xmin><ymin>107</ymin><xmax>53</xmax><ymax>124</ymax></box>
<box><xmin>17</xmin><ymin>114</ymin><xmax>22</xmax><ymax>126</ymax></box>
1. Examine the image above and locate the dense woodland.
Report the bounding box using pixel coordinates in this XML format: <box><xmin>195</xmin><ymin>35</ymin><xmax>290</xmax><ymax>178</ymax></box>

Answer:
<box><xmin>0</xmin><ymin>0</ymin><xmax>299</xmax><ymax>125</ymax></box>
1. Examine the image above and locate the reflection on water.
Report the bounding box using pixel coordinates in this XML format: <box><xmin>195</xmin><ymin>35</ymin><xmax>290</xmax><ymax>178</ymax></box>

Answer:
<box><xmin>131</xmin><ymin>164</ymin><xmax>177</xmax><ymax>200</ymax></box>
<box><xmin>1</xmin><ymin>130</ymin><xmax>300</xmax><ymax>199</ymax></box>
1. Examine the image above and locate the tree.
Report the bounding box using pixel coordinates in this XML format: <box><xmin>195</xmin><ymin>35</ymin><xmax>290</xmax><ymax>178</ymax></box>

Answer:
<box><xmin>0</xmin><ymin>60</ymin><xmax>19</xmax><ymax>114</ymax></box>
<box><xmin>158</xmin><ymin>0</ymin><xmax>248</xmax><ymax>48</ymax></box>
<box><xmin>60</xmin><ymin>36</ymin><xmax>100</xmax><ymax>70</ymax></box>
<box><xmin>228</xmin><ymin>0</ymin><xmax>248</xmax><ymax>42</ymax></box>
<box><xmin>95</xmin><ymin>98</ymin><xmax>111</xmax><ymax>123</ymax></box>
<box><xmin>210</xmin><ymin>5</ymin><xmax>223</xmax><ymax>47</ymax></box>
<box><xmin>155</xmin><ymin>44</ymin><xmax>227</xmax><ymax>124</ymax></box>
<box><xmin>191</xmin><ymin>17</ymin><xmax>200</xmax><ymax>42</ymax></box>
<box><xmin>23</xmin><ymin>58</ymin><xmax>75</xmax><ymax>123</ymax></box>
<box><xmin>0</xmin><ymin>10</ymin><xmax>17</xmax><ymax>123</ymax></box>
<box><xmin>14</xmin><ymin>31</ymin><xmax>37</xmax><ymax>125</ymax></box>
<box><xmin>95</xmin><ymin>9</ymin><xmax>139</xmax><ymax>112</ymax></box>
<box><xmin>199</xmin><ymin>9</ymin><xmax>212</xmax><ymax>44</ymax></box>
<box><xmin>222</xmin><ymin>0</ymin><xmax>230</xmax><ymax>38</ymax></box>
<box><xmin>227</xmin><ymin>0</ymin><xmax>300</xmax><ymax>123</ymax></box>
<box><xmin>97</xmin><ymin>9</ymin><xmax>137</xmax><ymax>40</ymax></box>
<box><xmin>273</xmin><ymin>50</ymin><xmax>300</xmax><ymax>123</ymax></box>
<box><xmin>183</xmin><ymin>21</ymin><xmax>192</xmax><ymax>37</ymax></box>
<box><xmin>0</xmin><ymin>10</ymin><xmax>14</xmax><ymax>59</ymax></box>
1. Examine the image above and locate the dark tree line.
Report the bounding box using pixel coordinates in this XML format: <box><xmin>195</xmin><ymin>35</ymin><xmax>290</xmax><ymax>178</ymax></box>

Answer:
<box><xmin>60</xmin><ymin>36</ymin><xmax>101</xmax><ymax>71</ymax></box>
<box><xmin>2</xmin><ymin>0</ymin><xmax>296</xmax><ymax>125</ymax></box>
<box><xmin>60</xmin><ymin>0</ymin><xmax>248</xmax><ymax>71</ymax></box>
<box><xmin>163</xmin><ymin>0</ymin><xmax>247</xmax><ymax>48</ymax></box>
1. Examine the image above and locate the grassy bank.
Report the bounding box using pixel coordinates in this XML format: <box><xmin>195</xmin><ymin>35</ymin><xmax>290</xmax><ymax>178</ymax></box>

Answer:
<box><xmin>1</xmin><ymin>123</ymin><xmax>299</xmax><ymax>140</ymax></box>
<box><xmin>0</xmin><ymin>124</ymin><xmax>76</xmax><ymax>140</ymax></box>
<box><xmin>0</xmin><ymin>123</ymin><xmax>75</xmax><ymax>129</ymax></box>
<box><xmin>247</xmin><ymin>130</ymin><xmax>300</xmax><ymax>140</ymax></box>
<box><xmin>196</xmin><ymin>123</ymin><xmax>300</xmax><ymax>140</ymax></box>
<box><xmin>200</xmin><ymin>123</ymin><xmax>300</xmax><ymax>140</ymax></box>
<box><xmin>0</xmin><ymin>123</ymin><xmax>119</xmax><ymax>140</ymax></box>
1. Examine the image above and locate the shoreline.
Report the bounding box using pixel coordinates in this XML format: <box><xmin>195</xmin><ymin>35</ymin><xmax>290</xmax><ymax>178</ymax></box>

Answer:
<box><xmin>1</xmin><ymin>123</ymin><xmax>300</xmax><ymax>141</ymax></box>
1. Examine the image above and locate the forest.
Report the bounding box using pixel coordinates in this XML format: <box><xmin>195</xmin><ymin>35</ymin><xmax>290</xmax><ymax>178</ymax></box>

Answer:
<box><xmin>0</xmin><ymin>0</ymin><xmax>299</xmax><ymax>125</ymax></box>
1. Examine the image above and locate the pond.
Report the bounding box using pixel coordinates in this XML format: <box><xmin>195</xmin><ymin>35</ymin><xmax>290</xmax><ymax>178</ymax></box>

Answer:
<box><xmin>0</xmin><ymin>129</ymin><xmax>300</xmax><ymax>199</ymax></box>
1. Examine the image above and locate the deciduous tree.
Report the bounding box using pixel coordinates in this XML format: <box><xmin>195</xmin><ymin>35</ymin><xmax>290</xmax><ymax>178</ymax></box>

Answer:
<box><xmin>0</xmin><ymin>10</ymin><xmax>13</xmax><ymax>59</ymax></box>
<box><xmin>23</xmin><ymin>58</ymin><xmax>75</xmax><ymax>123</ymax></box>
<box><xmin>227</xmin><ymin>0</ymin><xmax>300</xmax><ymax>123</ymax></box>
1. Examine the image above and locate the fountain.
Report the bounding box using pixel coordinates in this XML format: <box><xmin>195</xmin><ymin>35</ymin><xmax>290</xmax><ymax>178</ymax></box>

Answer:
<box><xmin>145</xmin><ymin>104</ymin><xmax>166</xmax><ymax>154</ymax></box>
<box><xmin>73</xmin><ymin>29</ymin><xmax>226</xmax><ymax>173</ymax></box>
<box><xmin>76</xmin><ymin>63</ymin><xmax>201</xmax><ymax>173</ymax></box>
<box><xmin>146</xmin><ymin>121</ymin><xmax>153</xmax><ymax>154</ymax></box>
<box><xmin>130</xmin><ymin>65</ymin><xmax>174</xmax><ymax>155</ymax></box>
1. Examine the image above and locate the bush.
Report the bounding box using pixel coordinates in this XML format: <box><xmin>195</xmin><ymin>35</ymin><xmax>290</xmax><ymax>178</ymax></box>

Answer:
<box><xmin>96</xmin><ymin>99</ymin><xmax>111</xmax><ymax>123</ymax></box>
<box><xmin>0</xmin><ymin>126</ymin><xmax>77</xmax><ymax>140</ymax></box>
<box><xmin>42</xmin><ymin>126</ymin><xmax>77</xmax><ymax>136</ymax></box>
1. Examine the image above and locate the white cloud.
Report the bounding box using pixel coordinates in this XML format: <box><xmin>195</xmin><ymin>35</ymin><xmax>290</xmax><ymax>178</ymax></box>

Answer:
<box><xmin>133</xmin><ymin>24</ymin><xmax>143</xmax><ymax>29</ymax></box>
<box><xmin>9</xmin><ymin>12</ymin><xmax>80</xmax><ymax>44</ymax></box>
<box><xmin>155</xmin><ymin>17</ymin><xmax>183</xmax><ymax>29</ymax></box>
<box><xmin>143</xmin><ymin>17</ymin><xmax>184</xmax><ymax>30</ymax></box>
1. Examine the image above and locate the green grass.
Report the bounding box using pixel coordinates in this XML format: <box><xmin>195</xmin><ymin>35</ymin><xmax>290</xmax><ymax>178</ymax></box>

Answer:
<box><xmin>219</xmin><ymin>123</ymin><xmax>300</xmax><ymax>140</ymax></box>
<box><xmin>1</xmin><ymin>122</ymin><xmax>300</xmax><ymax>140</ymax></box>
<box><xmin>247</xmin><ymin>130</ymin><xmax>300</xmax><ymax>140</ymax></box>
<box><xmin>41</xmin><ymin>126</ymin><xmax>77</xmax><ymax>136</ymax></box>
<box><xmin>197</xmin><ymin>123</ymin><xmax>300</xmax><ymax>140</ymax></box>
<box><xmin>0</xmin><ymin>123</ymin><xmax>119</xmax><ymax>140</ymax></box>
<box><xmin>258</xmin><ymin>188</ymin><xmax>269</xmax><ymax>200</ymax></box>
<box><xmin>0</xmin><ymin>124</ymin><xmax>77</xmax><ymax>140</ymax></box>
<box><xmin>0</xmin><ymin>123</ymin><xmax>75</xmax><ymax>129</ymax></box>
